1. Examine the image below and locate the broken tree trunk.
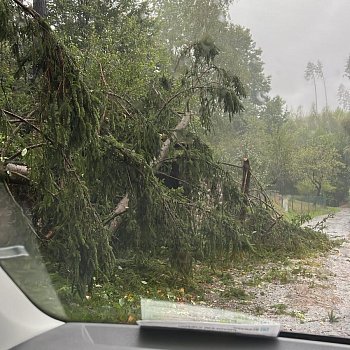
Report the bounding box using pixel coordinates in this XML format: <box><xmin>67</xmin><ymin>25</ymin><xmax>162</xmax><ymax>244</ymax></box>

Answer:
<box><xmin>153</xmin><ymin>112</ymin><xmax>191</xmax><ymax>171</ymax></box>
<box><xmin>108</xmin><ymin>112</ymin><xmax>192</xmax><ymax>231</ymax></box>
<box><xmin>0</xmin><ymin>163</ymin><xmax>30</xmax><ymax>183</ymax></box>
<box><xmin>106</xmin><ymin>194</ymin><xmax>129</xmax><ymax>231</ymax></box>
<box><xmin>240</xmin><ymin>157</ymin><xmax>251</xmax><ymax>221</ymax></box>
<box><xmin>241</xmin><ymin>158</ymin><xmax>251</xmax><ymax>195</ymax></box>
<box><xmin>33</xmin><ymin>0</ymin><xmax>47</xmax><ymax>17</ymax></box>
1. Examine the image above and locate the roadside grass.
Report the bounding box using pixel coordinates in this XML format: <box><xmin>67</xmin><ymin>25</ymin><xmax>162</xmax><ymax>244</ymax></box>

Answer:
<box><xmin>274</xmin><ymin>200</ymin><xmax>340</xmax><ymax>223</ymax></box>
<box><xmin>287</xmin><ymin>199</ymin><xmax>339</xmax><ymax>217</ymax></box>
<box><xmin>48</xmin><ymin>258</ymin><xmax>206</xmax><ymax>323</ymax></box>
<box><xmin>242</xmin><ymin>267</ymin><xmax>297</xmax><ymax>287</ymax></box>
<box><xmin>219</xmin><ymin>286</ymin><xmax>252</xmax><ymax>301</ymax></box>
<box><xmin>272</xmin><ymin>303</ymin><xmax>288</xmax><ymax>315</ymax></box>
<box><xmin>327</xmin><ymin>309</ymin><xmax>340</xmax><ymax>323</ymax></box>
<box><xmin>270</xmin><ymin>304</ymin><xmax>306</xmax><ymax>322</ymax></box>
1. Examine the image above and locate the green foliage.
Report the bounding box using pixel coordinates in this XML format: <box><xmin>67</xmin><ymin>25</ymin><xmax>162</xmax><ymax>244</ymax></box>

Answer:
<box><xmin>48</xmin><ymin>217</ymin><xmax>334</xmax><ymax>323</ymax></box>
<box><xmin>0</xmin><ymin>0</ymin><xmax>13</xmax><ymax>40</ymax></box>
<box><xmin>0</xmin><ymin>0</ymin><xmax>337</xmax><ymax>301</ymax></box>
<box><xmin>292</xmin><ymin>135</ymin><xmax>343</xmax><ymax>196</ymax></box>
<box><xmin>290</xmin><ymin>213</ymin><xmax>312</xmax><ymax>227</ymax></box>
<box><xmin>220</xmin><ymin>286</ymin><xmax>251</xmax><ymax>300</ymax></box>
<box><xmin>49</xmin><ymin>257</ymin><xmax>204</xmax><ymax>322</ymax></box>
<box><xmin>254</xmin><ymin>221</ymin><xmax>333</xmax><ymax>259</ymax></box>
<box><xmin>153</xmin><ymin>0</ymin><xmax>233</xmax><ymax>50</ymax></box>
<box><xmin>0</xmin><ymin>0</ymin><xmax>248</xmax><ymax>294</ymax></box>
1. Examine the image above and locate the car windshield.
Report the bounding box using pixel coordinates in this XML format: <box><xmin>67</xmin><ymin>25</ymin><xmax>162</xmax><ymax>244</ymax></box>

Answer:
<box><xmin>1</xmin><ymin>0</ymin><xmax>350</xmax><ymax>339</ymax></box>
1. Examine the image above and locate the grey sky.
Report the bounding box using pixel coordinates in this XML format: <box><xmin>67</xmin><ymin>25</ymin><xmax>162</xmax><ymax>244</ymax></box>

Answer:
<box><xmin>229</xmin><ymin>0</ymin><xmax>350</xmax><ymax>112</ymax></box>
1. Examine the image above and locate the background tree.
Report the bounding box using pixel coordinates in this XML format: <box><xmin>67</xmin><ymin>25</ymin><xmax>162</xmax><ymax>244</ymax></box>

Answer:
<box><xmin>33</xmin><ymin>0</ymin><xmax>46</xmax><ymax>17</ymax></box>
<box><xmin>345</xmin><ymin>55</ymin><xmax>350</xmax><ymax>79</ymax></box>
<box><xmin>315</xmin><ymin>60</ymin><xmax>328</xmax><ymax>110</ymax></box>
<box><xmin>292</xmin><ymin>135</ymin><xmax>343</xmax><ymax>197</ymax></box>
<box><xmin>305</xmin><ymin>61</ymin><xmax>318</xmax><ymax>113</ymax></box>
<box><xmin>337</xmin><ymin>55</ymin><xmax>350</xmax><ymax>110</ymax></box>
<box><xmin>338</xmin><ymin>84</ymin><xmax>350</xmax><ymax>110</ymax></box>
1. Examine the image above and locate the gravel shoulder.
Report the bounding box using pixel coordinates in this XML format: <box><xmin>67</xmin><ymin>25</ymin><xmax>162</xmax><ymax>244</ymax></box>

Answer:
<box><xmin>200</xmin><ymin>209</ymin><xmax>350</xmax><ymax>337</ymax></box>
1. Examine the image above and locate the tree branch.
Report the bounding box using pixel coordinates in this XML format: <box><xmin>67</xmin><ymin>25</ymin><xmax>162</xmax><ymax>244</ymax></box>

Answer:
<box><xmin>12</xmin><ymin>0</ymin><xmax>44</xmax><ymax>21</ymax></box>
<box><xmin>106</xmin><ymin>92</ymin><xmax>141</xmax><ymax>116</ymax></box>
<box><xmin>7</xmin><ymin>143</ymin><xmax>46</xmax><ymax>161</ymax></box>
<box><xmin>105</xmin><ymin>194</ymin><xmax>129</xmax><ymax>229</ymax></box>
<box><xmin>153</xmin><ymin>112</ymin><xmax>191</xmax><ymax>171</ymax></box>
<box><xmin>107</xmin><ymin>112</ymin><xmax>192</xmax><ymax>231</ymax></box>
<box><xmin>2</xmin><ymin>109</ymin><xmax>53</xmax><ymax>144</ymax></box>
<box><xmin>4</xmin><ymin>163</ymin><xmax>29</xmax><ymax>176</ymax></box>
<box><xmin>0</xmin><ymin>163</ymin><xmax>30</xmax><ymax>183</ymax></box>
<box><xmin>156</xmin><ymin>171</ymin><xmax>194</xmax><ymax>188</ymax></box>
<box><xmin>8</xmin><ymin>119</ymin><xmax>36</xmax><ymax>123</ymax></box>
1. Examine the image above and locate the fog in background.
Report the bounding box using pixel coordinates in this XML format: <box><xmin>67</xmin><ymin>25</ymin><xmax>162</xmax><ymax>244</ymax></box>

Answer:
<box><xmin>230</xmin><ymin>0</ymin><xmax>350</xmax><ymax>112</ymax></box>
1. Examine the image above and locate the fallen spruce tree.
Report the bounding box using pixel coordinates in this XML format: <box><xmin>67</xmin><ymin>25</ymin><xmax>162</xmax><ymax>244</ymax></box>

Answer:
<box><xmin>0</xmin><ymin>0</ymin><xmax>332</xmax><ymax>296</ymax></box>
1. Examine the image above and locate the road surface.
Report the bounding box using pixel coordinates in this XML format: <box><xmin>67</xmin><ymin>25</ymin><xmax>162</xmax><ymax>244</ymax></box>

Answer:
<box><xmin>203</xmin><ymin>208</ymin><xmax>350</xmax><ymax>337</ymax></box>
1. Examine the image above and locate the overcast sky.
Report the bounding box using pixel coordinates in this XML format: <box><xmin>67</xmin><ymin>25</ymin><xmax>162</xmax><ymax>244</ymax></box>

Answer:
<box><xmin>229</xmin><ymin>0</ymin><xmax>350</xmax><ymax>112</ymax></box>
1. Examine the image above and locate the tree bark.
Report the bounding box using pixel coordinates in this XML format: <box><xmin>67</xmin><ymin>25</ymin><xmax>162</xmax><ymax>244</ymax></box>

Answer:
<box><xmin>322</xmin><ymin>77</ymin><xmax>328</xmax><ymax>110</ymax></box>
<box><xmin>107</xmin><ymin>195</ymin><xmax>129</xmax><ymax>232</ymax></box>
<box><xmin>33</xmin><ymin>0</ymin><xmax>47</xmax><ymax>17</ymax></box>
<box><xmin>240</xmin><ymin>158</ymin><xmax>251</xmax><ymax>221</ymax></box>
<box><xmin>241</xmin><ymin>158</ymin><xmax>251</xmax><ymax>195</ymax></box>
<box><xmin>108</xmin><ymin>112</ymin><xmax>192</xmax><ymax>232</ymax></box>
<box><xmin>0</xmin><ymin>163</ymin><xmax>30</xmax><ymax>183</ymax></box>
<box><xmin>153</xmin><ymin>112</ymin><xmax>191</xmax><ymax>171</ymax></box>
<box><xmin>312</xmin><ymin>75</ymin><xmax>318</xmax><ymax>114</ymax></box>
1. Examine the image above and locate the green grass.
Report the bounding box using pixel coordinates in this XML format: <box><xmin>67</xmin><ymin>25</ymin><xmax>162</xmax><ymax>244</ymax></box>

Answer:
<box><xmin>283</xmin><ymin>206</ymin><xmax>340</xmax><ymax>223</ymax></box>
<box><xmin>243</xmin><ymin>268</ymin><xmax>296</xmax><ymax>287</ymax></box>
<box><xmin>327</xmin><ymin>309</ymin><xmax>340</xmax><ymax>323</ymax></box>
<box><xmin>272</xmin><ymin>303</ymin><xmax>288</xmax><ymax>315</ymax></box>
<box><xmin>47</xmin><ymin>258</ymin><xmax>205</xmax><ymax>324</ymax></box>
<box><xmin>271</xmin><ymin>303</ymin><xmax>305</xmax><ymax>322</ymax></box>
<box><xmin>272</xmin><ymin>197</ymin><xmax>340</xmax><ymax>223</ymax></box>
<box><xmin>219</xmin><ymin>286</ymin><xmax>252</xmax><ymax>300</ymax></box>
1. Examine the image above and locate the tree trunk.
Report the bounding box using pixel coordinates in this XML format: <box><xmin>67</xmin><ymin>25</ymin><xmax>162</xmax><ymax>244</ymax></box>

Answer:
<box><xmin>108</xmin><ymin>112</ymin><xmax>192</xmax><ymax>232</ymax></box>
<box><xmin>153</xmin><ymin>112</ymin><xmax>191</xmax><ymax>171</ymax></box>
<box><xmin>241</xmin><ymin>158</ymin><xmax>251</xmax><ymax>195</ymax></box>
<box><xmin>312</xmin><ymin>76</ymin><xmax>318</xmax><ymax>113</ymax></box>
<box><xmin>316</xmin><ymin>183</ymin><xmax>322</xmax><ymax>197</ymax></box>
<box><xmin>108</xmin><ymin>195</ymin><xmax>129</xmax><ymax>232</ymax></box>
<box><xmin>240</xmin><ymin>158</ymin><xmax>251</xmax><ymax>221</ymax></box>
<box><xmin>33</xmin><ymin>0</ymin><xmax>47</xmax><ymax>17</ymax></box>
<box><xmin>0</xmin><ymin>163</ymin><xmax>29</xmax><ymax>183</ymax></box>
<box><xmin>322</xmin><ymin>77</ymin><xmax>328</xmax><ymax>110</ymax></box>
